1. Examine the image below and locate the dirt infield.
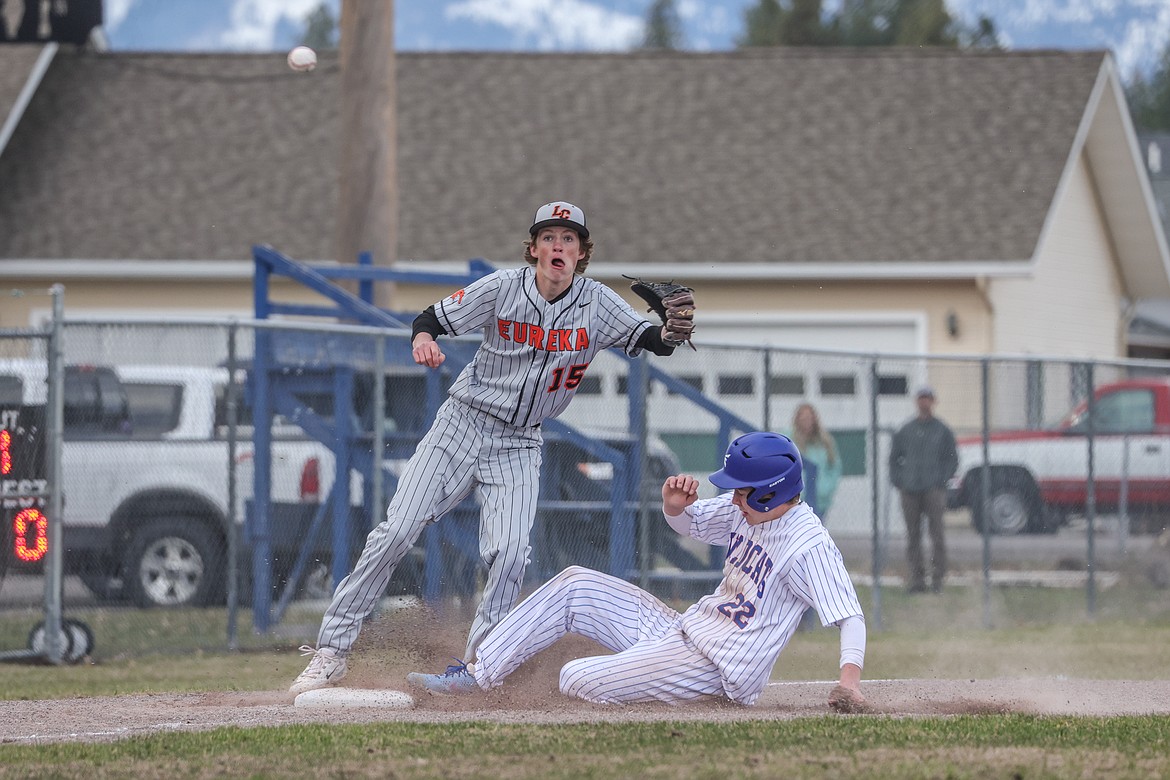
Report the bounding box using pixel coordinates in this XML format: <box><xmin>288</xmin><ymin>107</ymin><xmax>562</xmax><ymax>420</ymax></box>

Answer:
<box><xmin>6</xmin><ymin>608</ymin><xmax>1170</xmax><ymax>745</ymax></box>
<box><xmin>5</xmin><ymin>675</ymin><xmax>1170</xmax><ymax>745</ymax></box>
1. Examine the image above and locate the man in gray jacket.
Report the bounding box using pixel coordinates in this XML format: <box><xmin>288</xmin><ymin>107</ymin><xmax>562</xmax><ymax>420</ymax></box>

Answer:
<box><xmin>889</xmin><ymin>386</ymin><xmax>958</xmax><ymax>593</ymax></box>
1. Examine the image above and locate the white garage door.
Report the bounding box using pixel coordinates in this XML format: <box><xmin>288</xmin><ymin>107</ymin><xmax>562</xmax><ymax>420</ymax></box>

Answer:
<box><xmin>686</xmin><ymin>314</ymin><xmax>925</xmax><ymax>536</ymax></box>
<box><xmin>557</xmin><ymin>313</ymin><xmax>927</xmax><ymax>536</ymax></box>
<box><xmin>694</xmin><ymin>313</ymin><xmax>925</xmax><ymax>353</ymax></box>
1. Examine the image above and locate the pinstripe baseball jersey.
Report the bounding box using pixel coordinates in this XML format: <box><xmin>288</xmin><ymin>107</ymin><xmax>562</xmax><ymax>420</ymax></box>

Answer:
<box><xmin>675</xmin><ymin>496</ymin><xmax>863</xmax><ymax>704</ymax></box>
<box><xmin>434</xmin><ymin>267</ymin><xmax>653</xmax><ymax>427</ymax></box>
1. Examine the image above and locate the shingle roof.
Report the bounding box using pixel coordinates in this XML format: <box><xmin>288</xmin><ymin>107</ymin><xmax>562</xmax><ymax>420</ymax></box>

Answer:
<box><xmin>0</xmin><ymin>44</ymin><xmax>47</xmax><ymax>139</ymax></box>
<box><xmin>0</xmin><ymin>47</ymin><xmax>1105</xmax><ymax>267</ymax></box>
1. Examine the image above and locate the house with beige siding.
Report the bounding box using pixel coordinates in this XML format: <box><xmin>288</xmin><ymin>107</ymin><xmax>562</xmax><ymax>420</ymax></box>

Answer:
<box><xmin>1130</xmin><ymin>132</ymin><xmax>1170</xmax><ymax>359</ymax></box>
<box><xmin>0</xmin><ymin>45</ymin><xmax>1166</xmax><ymax>399</ymax></box>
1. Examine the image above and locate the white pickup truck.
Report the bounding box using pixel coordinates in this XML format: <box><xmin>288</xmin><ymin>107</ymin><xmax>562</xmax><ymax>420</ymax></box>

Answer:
<box><xmin>1</xmin><ymin>360</ymin><xmax>332</xmax><ymax>608</ymax></box>
<box><xmin>947</xmin><ymin>378</ymin><xmax>1170</xmax><ymax>535</ymax></box>
<box><xmin>4</xmin><ymin>359</ymin><xmax>695</xmax><ymax>609</ymax></box>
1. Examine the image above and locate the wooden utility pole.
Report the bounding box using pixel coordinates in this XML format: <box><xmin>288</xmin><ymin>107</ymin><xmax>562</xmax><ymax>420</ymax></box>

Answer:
<box><xmin>338</xmin><ymin>0</ymin><xmax>397</xmax><ymax>309</ymax></box>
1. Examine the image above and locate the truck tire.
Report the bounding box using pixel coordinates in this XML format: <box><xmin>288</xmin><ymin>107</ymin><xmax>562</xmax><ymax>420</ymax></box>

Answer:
<box><xmin>79</xmin><ymin>572</ymin><xmax>128</xmax><ymax>603</ymax></box>
<box><xmin>971</xmin><ymin>471</ymin><xmax>1042</xmax><ymax>535</ymax></box>
<box><xmin>123</xmin><ymin>518</ymin><xmax>225</xmax><ymax>608</ymax></box>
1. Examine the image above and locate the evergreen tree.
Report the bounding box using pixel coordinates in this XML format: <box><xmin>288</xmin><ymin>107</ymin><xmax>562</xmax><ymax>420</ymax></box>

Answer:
<box><xmin>781</xmin><ymin>0</ymin><xmax>837</xmax><ymax>45</ymax></box>
<box><xmin>891</xmin><ymin>0</ymin><xmax>958</xmax><ymax>46</ymax></box>
<box><xmin>739</xmin><ymin>0</ymin><xmax>994</xmax><ymax>50</ymax></box>
<box><xmin>740</xmin><ymin>0</ymin><xmax>837</xmax><ymax>47</ymax></box>
<box><xmin>962</xmin><ymin>15</ymin><xmax>1002</xmax><ymax>50</ymax></box>
<box><xmin>642</xmin><ymin>0</ymin><xmax>683</xmax><ymax>50</ymax></box>
<box><xmin>1127</xmin><ymin>43</ymin><xmax>1170</xmax><ymax>132</ymax></box>
<box><xmin>739</xmin><ymin>0</ymin><xmax>785</xmax><ymax>47</ymax></box>
<box><xmin>301</xmin><ymin>2</ymin><xmax>339</xmax><ymax>50</ymax></box>
<box><xmin>835</xmin><ymin>0</ymin><xmax>898</xmax><ymax>46</ymax></box>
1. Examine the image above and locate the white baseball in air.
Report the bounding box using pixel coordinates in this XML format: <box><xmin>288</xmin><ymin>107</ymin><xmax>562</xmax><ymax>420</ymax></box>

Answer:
<box><xmin>287</xmin><ymin>45</ymin><xmax>317</xmax><ymax>72</ymax></box>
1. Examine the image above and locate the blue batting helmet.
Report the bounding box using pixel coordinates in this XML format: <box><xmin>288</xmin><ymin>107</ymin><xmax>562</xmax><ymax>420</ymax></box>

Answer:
<box><xmin>709</xmin><ymin>432</ymin><xmax>804</xmax><ymax>512</ymax></box>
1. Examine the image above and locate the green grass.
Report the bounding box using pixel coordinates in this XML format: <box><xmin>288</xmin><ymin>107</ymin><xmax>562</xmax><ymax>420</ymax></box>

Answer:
<box><xmin>1</xmin><ymin>582</ymin><xmax>1168</xmax><ymax>778</ymax></box>
<box><xmin>3</xmin><ymin>717</ymin><xmax>1170</xmax><ymax>779</ymax></box>
<box><xmin>0</xmin><ymin>603</ymin><xmax>324</xmax><ymax>660</ymax></box>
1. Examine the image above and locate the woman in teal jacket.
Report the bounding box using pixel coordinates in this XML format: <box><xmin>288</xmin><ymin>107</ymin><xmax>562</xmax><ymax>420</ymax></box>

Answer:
<box><xmin>791</xmin><ymin>403</ymin><xmax>842</xmax><ymax>521</ymax></box>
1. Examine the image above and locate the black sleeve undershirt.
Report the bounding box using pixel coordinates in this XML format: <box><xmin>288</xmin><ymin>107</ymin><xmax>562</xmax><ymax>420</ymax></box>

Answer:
<box><xmin>412</xmin><ymin>305</ymin><xmax>447</xmax><ymax>341</ymax></box>
<box><xmin>415</xmin><ymin>305</ymin><xmax>672</xmax><ymax>357</ymax></box>
<box><xmin>637</xmin><ymin>324</ymin><xmax>676</xmax><ymax>357</ymax></box>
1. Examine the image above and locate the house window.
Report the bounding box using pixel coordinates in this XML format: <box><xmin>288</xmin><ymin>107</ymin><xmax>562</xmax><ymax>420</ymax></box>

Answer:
<box><xmin>575</xmin><ymin>375</ymin><xmax>602</xmax><ymax>395</ymax></box>
<box><xmin>0</xmin><ymin>376</ymin><xmax>23</xmax><ymax>405</ymax></box>
<box><xmin>819</xmin><ymin>374</ymin><xmax>856</xmax><ymax>396</ymax></box>
<box><xmin>876</xmin><ymin>374</ymin><xmax>908</xmax><ymax>396</ymax></box>
<box><xmin>668</xmin><ymin>375</ymin><xmax>704</xmax><ymax>396</ymax></box>
<box><xmin>769</xmin><ymin>374</ymin><xmax>805</xmax><ymax>396</ymax></box>
<box><xmin>718</xmin><ymin>374</ymin><xmax>754</xmax><ymax>396</ymax></box>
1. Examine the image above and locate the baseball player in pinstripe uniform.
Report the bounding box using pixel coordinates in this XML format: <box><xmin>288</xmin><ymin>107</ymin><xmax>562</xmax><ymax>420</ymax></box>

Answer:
<box><xmin>291</xmin><ymin>201</ymin><xmax>692</xmax><ymax>695</ymax></box>
<box><xmin>406</xmin><ymin>432</ymin><xmax>868</xmax><ymax>711</ymax></box>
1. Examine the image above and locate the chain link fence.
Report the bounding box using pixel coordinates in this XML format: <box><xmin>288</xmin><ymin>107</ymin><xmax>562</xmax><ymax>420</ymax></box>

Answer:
<box><xmin>619</xmin><ymin>342</ymin><xmax>1170</xmax><ymax>629</ymax></box>
<box><xmin>2</xmin><ymin>315</ymin><xmax>1169</xmax><ymax>662</ymax></box>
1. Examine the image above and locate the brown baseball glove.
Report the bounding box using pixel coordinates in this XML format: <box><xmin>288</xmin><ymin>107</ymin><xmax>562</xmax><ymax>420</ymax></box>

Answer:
<box><xmin>625</xmin><ymin>276</ymin><xmax>697</xmax><ymax>351</ymax></box>
<box><xmin>828</xmin><ymin>684</ymin><xmax>870</xmax><ymax>714</ymax></box>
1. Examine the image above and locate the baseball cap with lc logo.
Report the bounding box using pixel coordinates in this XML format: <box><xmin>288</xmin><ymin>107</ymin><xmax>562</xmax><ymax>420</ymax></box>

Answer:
<box><xmin>530</xmin><ymin>201</ymin><xmax>589</xmax><ymax>240</ymax></box>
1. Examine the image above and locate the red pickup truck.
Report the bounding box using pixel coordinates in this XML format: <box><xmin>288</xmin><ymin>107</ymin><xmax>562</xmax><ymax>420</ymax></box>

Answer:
<box><xmin>947</xmin><ymin>378</ymin><xmax>1170</xmax><ymax>535</ymax></box>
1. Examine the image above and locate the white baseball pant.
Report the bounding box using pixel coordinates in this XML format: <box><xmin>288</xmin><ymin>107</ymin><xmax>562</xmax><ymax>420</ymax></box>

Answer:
<box><xmin>473</xmin><ymin>566</ymin><xmax>726</xmax><ymax>704</ymax></box>
<box><xmin>317</xmin><ymin>398</ymin><xmax>542</xmax><ymax>659</ymax></box>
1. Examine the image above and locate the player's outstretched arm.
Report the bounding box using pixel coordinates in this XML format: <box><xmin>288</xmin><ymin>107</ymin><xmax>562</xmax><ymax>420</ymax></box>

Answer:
<box><xmin>828</xmin><ymin>614</ymin><xmax>869</xmax><ymax>713</ymax></box>
<box><xmin>412</xmin><ymin>333</ymin><xmax>446</xmax><ymax>369</ymax></box>
<box><xmin>661</xmin><ymin>474</ymin><xmax>699</xmax><ymax>516</ymax></box>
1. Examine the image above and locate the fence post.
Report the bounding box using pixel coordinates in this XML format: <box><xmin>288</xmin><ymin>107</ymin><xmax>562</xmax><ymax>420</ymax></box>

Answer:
<box><xmin>762</xmin><ymin>348</ymin><xmax>772</xmax><ymax>433</ymax></box>
<box><xmin>621</xmin><ymin>353</ymin><xmax>647</xmax><ymax>582</ymax></box>
<box><xmin>1085</xmin><ymin>362</ymin><xmax>1097</xmax><ymax>615</ymax></box>
<box><xmin>635</xmin><ymin>351</ymin><xmax>652</xmax><ymax>590</ymax></box>
<box><xmin>373</xmin><ymin>334</ymin><xmax>386</xmax><ymax>535</ymax></box>
<box><xmin>1118</xmin><ymin>433</ymin><xmax>1130</xmax><ymax>556</ymax></box>
<box><xmin>42</xmin><ymin>284</ymin><xmax>65</xmax><ymax>664</ymax></box>
<box><xmin>868</xmin><ymin>357</ymin><xmax>883</xmax><ymax>630</ymax></box>
<box><xmin>330</xmin><ymin>369</ymin><xmax>354</xmax><ymax>588</ymax></box>
<box><xmin>980</xmin><ymin>358</ymin><xmax>992</xmax><ymax>629</ymax></box>
<box><xmin>251</xmin><ymin>326</ymin><xmax>273</xmax><ymax>632</ymax></box>
<box><xmin>226</xmin><ymin>322</ymin><xmax>240</xmax><ymax>650</ymax></box>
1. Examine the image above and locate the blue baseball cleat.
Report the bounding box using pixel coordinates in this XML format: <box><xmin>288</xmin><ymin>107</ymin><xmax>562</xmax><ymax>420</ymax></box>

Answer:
<box><xmin>406</xmin><ymin>659</ymin><xmax>479</xmax><ymax>695</ymax></box>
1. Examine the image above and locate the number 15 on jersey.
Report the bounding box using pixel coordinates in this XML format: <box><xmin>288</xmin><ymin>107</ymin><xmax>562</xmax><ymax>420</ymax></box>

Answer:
<box><xmin>547</xmin><ymin>363</ymin><xmax>590</xmax><ymax>392</ymax></box>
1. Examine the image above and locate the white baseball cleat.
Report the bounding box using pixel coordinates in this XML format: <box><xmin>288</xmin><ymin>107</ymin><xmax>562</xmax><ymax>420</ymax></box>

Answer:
<box><xmin>289</xmin><ymin>645</ymin><xmax>347</xmax><ymax>695</ymax></box>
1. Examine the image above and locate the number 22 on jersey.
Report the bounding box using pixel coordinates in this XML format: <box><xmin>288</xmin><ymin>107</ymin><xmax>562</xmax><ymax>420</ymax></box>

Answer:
<box><xmin>717</xmin><ymin>593</ymin><xmax>757</xmax><ymax>628</ymax></box>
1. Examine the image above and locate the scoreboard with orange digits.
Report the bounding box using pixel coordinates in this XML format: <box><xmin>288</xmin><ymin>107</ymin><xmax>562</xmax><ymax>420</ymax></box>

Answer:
<box><xmin>1</xmin><ymin>405</ymin><xmax>49</xmax><ymax>569</ymax></box>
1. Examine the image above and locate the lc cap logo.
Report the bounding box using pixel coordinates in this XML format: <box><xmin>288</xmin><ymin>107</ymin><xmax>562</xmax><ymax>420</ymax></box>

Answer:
<box><xmin>530</xmin><ymin>201</ymin><xmax>588</xmax><ymax>240</ymax></box>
